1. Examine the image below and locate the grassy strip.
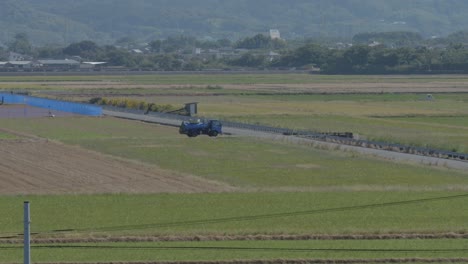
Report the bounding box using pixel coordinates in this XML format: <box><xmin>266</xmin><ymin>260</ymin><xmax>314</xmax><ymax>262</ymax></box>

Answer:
<box><xmin>0</xmin><ymin>192</ymin><xmax>467</xmax><ymax>237</ymax></box>
<box><xmin>224</xmin><ymin>114</ymin><xmax>468</xmax><ymax>153</ymax></box>
<box><xmin>1</xmin><ymin>239</ymin><xmax>467</xmax><ymax>262</ymax></box>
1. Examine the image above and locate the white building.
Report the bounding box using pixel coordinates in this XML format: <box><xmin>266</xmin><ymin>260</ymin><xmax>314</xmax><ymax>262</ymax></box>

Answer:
<box><xmin>269</xmin><ymin>29</ymin><xmax>281</xmax><ymax>39</ymax></box>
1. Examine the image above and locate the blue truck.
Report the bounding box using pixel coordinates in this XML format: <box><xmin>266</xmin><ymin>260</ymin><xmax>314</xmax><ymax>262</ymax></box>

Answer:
<box><xmin>179</xmin><ymin>119</ymin><xmax>222</xmax><ymax>137</ymax></box>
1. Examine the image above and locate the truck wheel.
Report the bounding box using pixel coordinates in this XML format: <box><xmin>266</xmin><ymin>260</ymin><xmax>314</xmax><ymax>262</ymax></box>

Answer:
<box><xmin>209</xmin><ymin>131</ymin><xmax>218</xmax><ymax>137</ymax></box>
<box><xmin>188</xmin><ymin>131</ymin><xmax>198</xmax><ymax>137</ymax></box>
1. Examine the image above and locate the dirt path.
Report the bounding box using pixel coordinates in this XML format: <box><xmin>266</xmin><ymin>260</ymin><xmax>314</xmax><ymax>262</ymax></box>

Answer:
<box><xmin>0</xmin><ymin>139</ymin><xmax>234</xmax><ymax>195</ymax></box>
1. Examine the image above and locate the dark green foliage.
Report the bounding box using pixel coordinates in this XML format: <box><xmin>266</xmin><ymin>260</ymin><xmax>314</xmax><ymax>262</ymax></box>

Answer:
<box><xmin>352</xmin><ymin>32</ymin><xmax>423</xmax><ymax>47</ymax></box>
<box><xmin>228</xmin><ymin>53</ymin><xmax>266</xmax><ymax>67</ymax></box>
<box><xmin>6</xmin><ymin>0</ymin><xmax>468</xmax><ymax>45</ymax></box>
<box><xmin>235</xmin><ymin>34</ymin><xmax>286</xmax><ymax>50</ymax></box>
<box><xmin>35</xmin><ymin>45</ymin><xmax>64</xmax><ymax>59</ymax></box>
<box><xmin>0</xmin><ymin>47</ymin><xmax>7</xmax><ymax>60</ymax></box>
<box><xmin>89</xmin><ymin>97</ymin><xmax>179</xmax><ymax>113</ymax></box>
<box><xmin>63</xmin><ymin>40</ymin><xmax>101</xmax><ymax>60</ymax></box>
<box><xmin>8</xmin><ymin>33</ymin><xmax>33</xmax><ymax>55</ymax></box>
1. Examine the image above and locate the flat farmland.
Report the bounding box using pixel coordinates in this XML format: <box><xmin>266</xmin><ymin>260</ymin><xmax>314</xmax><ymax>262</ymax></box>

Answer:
<box><xmin>1</xmin><ymin>73</ymin><xmax>468</xmax><ymax>263</ymax></box>
<box><xmin>1</xmin><ymin>117</ymin><xmax>467</xmax><ymax>191</ymax></box>
<box><xmin>6</xmin><ymin>73</ymin><xmax>465</xmax><ymax>152</ymax></box>
<box><xmin>0</xmin><ymin>127</ymin><xmax>230</xmax><ymax>195</ymax></box>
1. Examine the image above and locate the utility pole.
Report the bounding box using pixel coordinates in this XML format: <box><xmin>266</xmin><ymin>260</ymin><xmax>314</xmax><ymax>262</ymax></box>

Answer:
<box><xmin>24</xmin><ymin>201</ymin><xmax>30</xmax><ymax>264</ymax></box>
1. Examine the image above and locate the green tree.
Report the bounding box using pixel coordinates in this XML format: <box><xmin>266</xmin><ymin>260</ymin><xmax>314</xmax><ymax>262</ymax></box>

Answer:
<box><xmin>274</xmin><ymin>43</ymin><xmax>328</xmax><ymax>67</ymax></box>
<box><xmin>353</xmin><ymin>32</ymin><xmax>423</xmax><ymax>47</ymax></box>
<box><xmin>35</xmin><ymin>45</ymin><xmax>64</xmax><ymax>59</ymax></box>
<box><xmin>105</xmin><ymin>49</ymin><xmax>135</xmax><ymax>67</ymax></box>
<box><xmin>229</xmin><ymin>53</ymin><xmax>266</xmax><ymax>67</ymax></box>
<box><xmin>0</xmin><ymin>47</ymin><xmax>7</xmax><ymax>60</ymax></box>
<box><xmin>183</xmin><ymin>58</ymin><xmax>203</xmax><ymax>71</ymax></box>
<box><xmin>115</xmin><ymin>37</ymin><xmax>137</xmax><ymax>49</ymax></box>
<box><xmin>63</xmin><ymin>40</ymin><xmax>101</xmax><ymax>60</ymax></box>
<box><xmin>235</xmin><ymin>34</ymin><xmax>286</xmax><ymax>50</ymax></box>
<box><xmin>154</xmin><ymin>54</ymin><xmax>183</xmax><ymax>70</ymax></box>
<box><xmin>8</xmin><ymin>33</ymin><xmax>32</xmax><ymax>55</ymax></box>
<box><xmin>149</xmin><ymin>40</ymin><xmax>162</xmax><ymax>53</ymax></box>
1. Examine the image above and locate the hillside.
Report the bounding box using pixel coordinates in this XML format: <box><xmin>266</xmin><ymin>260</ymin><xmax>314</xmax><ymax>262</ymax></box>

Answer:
<box><xmin>2</xmin><ymin>0</ymin><xmax>468</xmax><ymax>45</ymax></box>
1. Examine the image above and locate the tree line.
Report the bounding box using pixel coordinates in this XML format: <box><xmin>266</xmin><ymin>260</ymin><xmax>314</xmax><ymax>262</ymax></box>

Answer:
<box><xmin>4</xmin><ymin>32</ymin><xmax>468</xmax><ymax>74</ymax></box>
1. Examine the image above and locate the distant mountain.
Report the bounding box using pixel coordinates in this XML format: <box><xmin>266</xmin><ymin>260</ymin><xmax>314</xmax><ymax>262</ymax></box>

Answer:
<box><xmin>3</xmin><ymin>0</ymin><xmax>468</xmax><ymax>46</ymax></box>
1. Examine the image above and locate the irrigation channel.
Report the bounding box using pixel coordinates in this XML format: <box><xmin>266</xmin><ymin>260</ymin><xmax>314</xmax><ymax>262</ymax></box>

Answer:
<box><xmin>102</xmin><ymin>106</ymin><xmax>468</xmax><ymax>170</ymax></box>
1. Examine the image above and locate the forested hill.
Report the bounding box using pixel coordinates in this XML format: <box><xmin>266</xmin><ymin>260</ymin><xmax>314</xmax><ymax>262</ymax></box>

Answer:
<box><xmin>3</xmin><ymin>0</ymin><xmax>468</xmax><ymax>45</ymax></box>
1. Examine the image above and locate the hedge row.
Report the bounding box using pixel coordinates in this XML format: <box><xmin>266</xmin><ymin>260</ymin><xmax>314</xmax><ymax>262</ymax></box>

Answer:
<box><xmin>89</xmin><ymin>97</ymin><xmax>182</xmax><ymax>113</ymax></box>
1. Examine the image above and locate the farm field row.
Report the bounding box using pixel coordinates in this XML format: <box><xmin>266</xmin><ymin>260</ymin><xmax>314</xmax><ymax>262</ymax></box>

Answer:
<box><xmin>2</xmin><ymin>74</ymin><xmax>468</xmax><ymax>153</ymax></box>
<box><xmin>0</xmin><ymin>192</ymin><xmax>467</xmax><ymax>238</ymax></box>
<box><xmin>3</xmin><ymin>74</ymin><xmax>468</xmax><ymax>96</ymax></box>
<box><xmin>3</xmin><ymin>73</ymin><xmax>468</xmax><ymax>84</ymax></box>
<box><xmin>143</xmin><ymin>93</ymin><xmax>468</xmax><ymax>152</ymax></box>
<box><xmin>1</xmin><ymin>239</ymin><xmax>467</xmax><ymax>262</ymax></box>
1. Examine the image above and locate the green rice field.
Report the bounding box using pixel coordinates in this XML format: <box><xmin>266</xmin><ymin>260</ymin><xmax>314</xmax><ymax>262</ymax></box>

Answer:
<box><xmin>1</xmin><ymin>117</ymin><xmax>467</xmax><ymax>189</ymax></box>
<box><xmin>1</xmin><ymin>239</ymin><xmax>467</xmax><ymax>262</ymax></box>
<box><xmin>1</xmin><ymin>73</ymin><xmax>468</xmax><ymax>263</ymax></box>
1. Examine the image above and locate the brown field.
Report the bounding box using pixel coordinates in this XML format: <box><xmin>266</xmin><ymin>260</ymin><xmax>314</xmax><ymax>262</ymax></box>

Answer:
<box><xmin>0</xmin><ymin>106</ymin><xmax>234</xmax><ymax>195</ymax></box>
<box><xmin>0</xmin><ymin>135</ymin><xmax>233</xmax><ymax>195</ymax></box>
<box><xmin>5</xmin><ymin>79</ymin><xmax>468</xmax><ymax>94</ymax></box>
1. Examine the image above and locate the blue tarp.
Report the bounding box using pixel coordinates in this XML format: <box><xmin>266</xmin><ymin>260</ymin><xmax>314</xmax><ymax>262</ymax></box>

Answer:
<box><xmin>0</xmin><ymin>93</ymin><xmax>102</xmax><ymax>116</ymax></box>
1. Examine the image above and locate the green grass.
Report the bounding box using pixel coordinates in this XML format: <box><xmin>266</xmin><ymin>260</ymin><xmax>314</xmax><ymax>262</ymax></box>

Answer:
<box><xmin>0</xmin><ymin>131</ymin><xmax>16</xmax><ymax>139</ymax></box>
<box><xmin>0</xmin><ymin>192</ymin><xmax>467</xmax><ymax>237</ymax></box>
<box><xmin>1</xmin><ymin>239</ymin><xmax>467</xmax><ymax>263</ymax></box>
<box><xmin>1</xmin><ymin>117</ymin><xmax>467</xmax><ymax>189</ymax></box>
<box><xmin>225</xmin><ymin>114</ymin><xmax>468</xmax><ymax>153</ymax></box>
<box><xmin>177</xmin><ymin>93</ymin><xmax>468</xmax><ymax>152</ymax></box>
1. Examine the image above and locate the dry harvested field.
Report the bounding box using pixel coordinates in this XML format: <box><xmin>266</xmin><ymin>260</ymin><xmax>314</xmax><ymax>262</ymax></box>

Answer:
<box><xmin>0</xmin><ymin>132</ymin><xmax>232</xmax><ymax>195</ymax></box>
<box><xmin>12</xmin><ymin>81</ymin><xmax>468</xmax><ymax>93</ymax></box>
<box><xmin>0</xmin><ymin>106</ymin><xmax>233</xmax><ymax>195</ymax></box>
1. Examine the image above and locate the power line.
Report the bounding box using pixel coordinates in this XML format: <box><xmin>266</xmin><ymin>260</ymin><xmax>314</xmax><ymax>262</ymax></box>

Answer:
<box><xmin>29</xmin><ymin>192</ymin><xmax>468</xmax><ymax>236</ymax></box>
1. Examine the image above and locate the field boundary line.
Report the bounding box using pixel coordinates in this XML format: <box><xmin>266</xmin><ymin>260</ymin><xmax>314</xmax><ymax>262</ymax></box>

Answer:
<box><xmin>2</xmin><ymin>232</ymin><xmax>468</xmax><ymax>244</ymax></box>
<box><xmin>4</xmin><ymin>258</ymin><xmax>468</xmax><ymax>264</ymax></box>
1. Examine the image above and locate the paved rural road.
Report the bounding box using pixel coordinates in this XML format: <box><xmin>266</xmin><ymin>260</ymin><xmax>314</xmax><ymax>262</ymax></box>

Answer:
<box><xmin>103</xmin><ymin>110</ymin><xmax>468</xmax><ymax>171</ymax></box>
